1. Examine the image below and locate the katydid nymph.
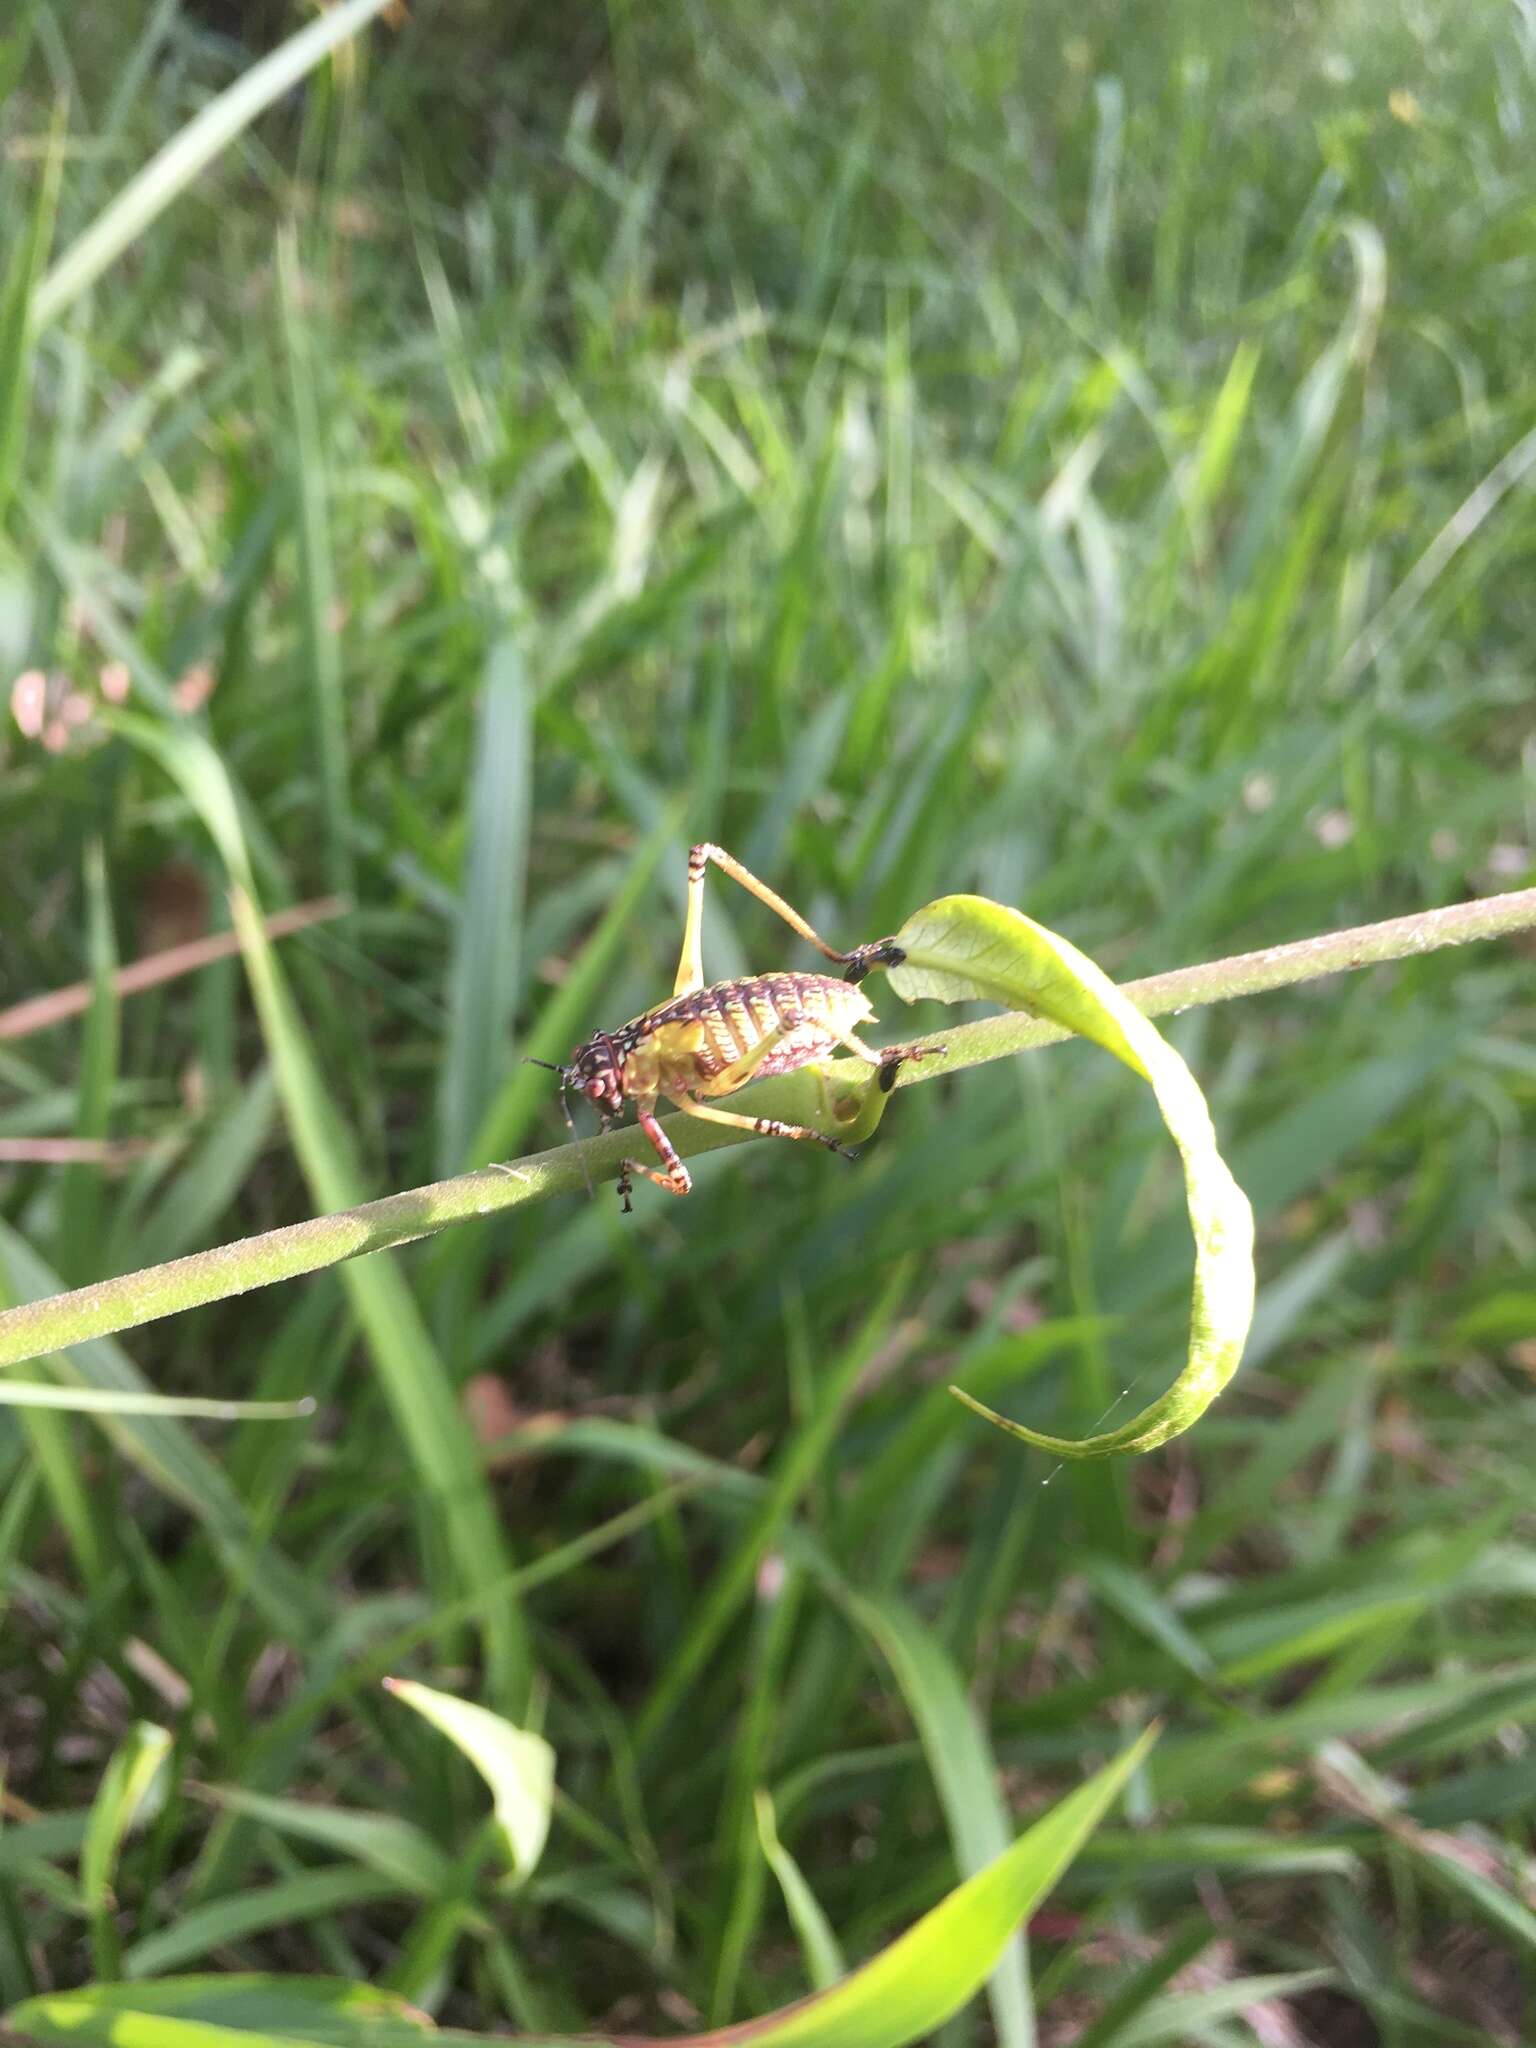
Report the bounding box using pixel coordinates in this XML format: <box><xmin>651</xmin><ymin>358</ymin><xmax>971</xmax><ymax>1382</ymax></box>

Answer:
<box><xmin>528</xmin><ymin>844</ymin><xmax>940</xmax><ymax>1209</ymax></box>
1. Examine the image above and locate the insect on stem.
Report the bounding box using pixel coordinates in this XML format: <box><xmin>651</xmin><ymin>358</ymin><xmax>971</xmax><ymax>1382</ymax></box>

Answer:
<box><xmin>524</xmin><ymin>845</ymin><xmax>930</xmax><ymax>1210</ymax></box>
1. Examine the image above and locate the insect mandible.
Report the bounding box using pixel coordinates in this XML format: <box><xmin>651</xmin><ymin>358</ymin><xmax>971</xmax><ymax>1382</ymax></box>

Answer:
<box><xmin>529</xmin><ymin>843</ymin><xmax>940</xmax><ymax>1210</ymax></box>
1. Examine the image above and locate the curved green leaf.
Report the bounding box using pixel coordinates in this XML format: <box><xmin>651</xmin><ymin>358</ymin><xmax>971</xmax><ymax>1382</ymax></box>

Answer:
<box><xmin>382</xmin><ymin>1678</ymin><xmax>554</xmax><ymax>1882</ymax></box>
<box><xmin>755</xmin><ymin>1789</ymin><xmax>845</xmax><ymax>1993</ymax></box>
<box><xmin>81</xmin><ymin>1723</ymin><xmax>172</xmax><ymax>1916</ymax></box>
<box><xmin>886</xmin><ymin>894</ymin><xmax>1254</xmax><ymax>1457</ymax></box>
<box><xmin>81</xmin><ymin>1721</ymin><xmax>173</xmax><ymax>1977</ymax></box>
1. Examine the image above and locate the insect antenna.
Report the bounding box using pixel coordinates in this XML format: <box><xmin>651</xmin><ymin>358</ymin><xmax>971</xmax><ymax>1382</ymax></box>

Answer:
<box><xmin>523</xmin><ymin>1057</ymin><xmax>596</xmax><ymax>1201</ymax></box>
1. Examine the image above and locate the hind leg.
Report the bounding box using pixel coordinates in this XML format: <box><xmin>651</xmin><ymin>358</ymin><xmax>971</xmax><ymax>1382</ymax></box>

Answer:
<box><xmin>669</xmin><ymin>1092</ymin><xmax>856</xmax><ymax>1160</ymax></box>
<box><xmin>671</xmin><ymin>842</ymin><xmax>904</xmax><ymax>995</ymax></box>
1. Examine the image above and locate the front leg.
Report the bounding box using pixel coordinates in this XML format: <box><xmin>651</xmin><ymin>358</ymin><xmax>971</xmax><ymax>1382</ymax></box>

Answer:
<box><xmin>618</xmin><ymin>1105</ymin><xmax>693</xmax><ymax>1210</ymax></box>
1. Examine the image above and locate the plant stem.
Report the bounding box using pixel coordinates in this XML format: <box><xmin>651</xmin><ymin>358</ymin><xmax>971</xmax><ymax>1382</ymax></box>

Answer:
<box><xmin>1</xmin><ymin>885</ymin><xmax>1531</xmax><ymax>1372</ymax></box>
<box><xmin>890</xmin><ymin>883</ymin><xmax>1536</xmax><ymax>1078</ymax></box>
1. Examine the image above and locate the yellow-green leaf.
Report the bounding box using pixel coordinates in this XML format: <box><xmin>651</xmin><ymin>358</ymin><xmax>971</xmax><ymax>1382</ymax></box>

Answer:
<box><xmin>887</xmin><ymin>894</ymin><xmax>1255</xmax><ymax>1457</ymax></box>
<box><xmin>382</xmin><ymin>1678</ymin><xmax>554</xmax><ymax>1880</ymax></box>
<box><xmin>80</xmin><ymin>1722</ymin><xmax>172</xmax><ymax>1935</ymax></box>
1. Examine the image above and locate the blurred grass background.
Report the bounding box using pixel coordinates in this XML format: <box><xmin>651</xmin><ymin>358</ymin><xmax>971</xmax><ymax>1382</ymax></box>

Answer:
<box><xmin>2</xmin><ymin>0</ymin><xmax>1535</xmax><ymax>2039</ymax></box>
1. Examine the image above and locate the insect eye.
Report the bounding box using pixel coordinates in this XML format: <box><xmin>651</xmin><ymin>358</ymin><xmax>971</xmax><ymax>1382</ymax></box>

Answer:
<box><xmin>586</xmin><ymin>1079</ymin><xmax>607</xmax><ymax>1102</ymax></box>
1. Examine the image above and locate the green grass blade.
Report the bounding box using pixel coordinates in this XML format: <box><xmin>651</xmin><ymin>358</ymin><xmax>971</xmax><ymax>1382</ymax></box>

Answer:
<box><xmin>1110</xmin><ymin>1972</ymin><xmax>1333</xmax><ymax>2045</ymax></box>
<box><xmin>708</xmin><ymin>1548</ymin><xmax>807</xmax><ymax>2019</ymax></box>
<box><xmin>3</xmin><ymin>1737</ymin><xmax>1151</xmax><ymax>2044</ymax></box>
<box><xmin>12</xmin><ymin>1393</ymin><xmax>103</xmax><ymax>1594</ymax></box>
<box><xmin>0</xmin><ymin>89</ymin><xmax>59</xmax><ymax>531</ymax></box>
<box><xmin>4</xmin><ymin>1974</ymin><xmax>434</xmax><ymax>2046</ymax></box>
<box><xmin>1069</xmin><ymin>1921</ymin><xmax>1217</xmax><ymax>2048</ymax></box>
<box><xmin>0</xmin><ymin>6</ymin><xmax>37</xmax><ymax>106</ymax></box>
<box><xmin>80</xmin><ymin>1721</ymin><xmax>172</xmax><ymax>1978</ymax></box>
<box><xmin>1225</xmin><ymin>220</ymin><xmax>1385</xmax><ymax>591</ymax></box>
<box><xmin>109</xmin><ymin>712</ymin><xmax>528</xmax><ymax>1709</ymax></box>
<box><xmin>436</xmin><ymin>636</ymin><xmax>531</xmax><ymax>1175</ymax></box>
<box><xmin>847</xmin><ymin>1591</ymin><xmax>1033</xmax><ymax>2047</ymax></box>
<box><xmin>193</xmin><ymin>1787</ymin><xmax>450</xmax><ymax>1897</ymax></box>
<box><xmin>0</xmin><ymin>1218</ymin><xmax>319</xmax><ymax>1632</ymax></box>
<box><xmin>634</xmin><ymin>1264</ymin><xmax>911</xmax><ymax>1753</ymax></box>
<box><xmin>2</xmin><ymin>2005</ymin><xmax>322</xmax><ymax>2047</ymax></box>
<box><xmin>718</xmin><ymin>1727</ymin><xmax>1155</xmax><ymax>2047</ymax></box>
<box><xmin>121</xmin><ymin>1869</ymin><xmax>404</xmax><ymax>1980</ymax></box>
<box><xmin>130</xmin><ymin>1067</ymin><xmax>278</xmax><ymax>1269</ymax></box>
<box><xmin>277</xmin><ymin>230</ymin><xmax>353</xmax><ymax>901</ymax></box>
<box><xmin>755</xmin><ymin>1789</ymin><xmax>844</xmax><ymax>1992</ymax></box>
<box><xmin>57</xmin><ymin>840</ymin><xmax>119</xmax><ymax>1283</ymax></box>
<box><xmin>33</xmin><ymin>0</ymin><xmax>399</xmax><ymax>327</ymax></box>
<box><xmin>1080</xmin><ymin>1556</ymin><xmax>1219</xmax><ymax>1686</ymax></box>
<box><xmin>0</xmin><ymin>1382</ymin><xmax>313</xmax><ymax>1420</ymax></box>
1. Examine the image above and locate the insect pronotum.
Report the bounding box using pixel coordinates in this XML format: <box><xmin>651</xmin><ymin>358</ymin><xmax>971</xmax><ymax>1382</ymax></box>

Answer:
<box><xmin>528</xmin><ymin>843</ymin><xmax>940</xmax><ymax>1210</ymax></box>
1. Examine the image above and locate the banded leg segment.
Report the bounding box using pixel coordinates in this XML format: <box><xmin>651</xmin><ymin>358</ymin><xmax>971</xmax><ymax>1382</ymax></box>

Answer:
<box><xmin>671</xmin><ymin>1093</ymin><xmax>856</xmax><ymax>1160</ymax></box>
<box><xmin>618</xmin><ymin>1105</ymin><xmax>692</xmax><ymax>1212</ymax></box>
<box><xmin>671</xmin><ymin>842</ymin><xmax>903</xmax><ymax>996</ymax></box>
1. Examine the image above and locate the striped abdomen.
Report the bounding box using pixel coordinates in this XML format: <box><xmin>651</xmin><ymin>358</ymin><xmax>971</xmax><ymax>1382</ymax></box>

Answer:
<box><xmin>620</xmin><ymin>972</ymin><xmax>875</xmax><ymax>1099</ymax></box>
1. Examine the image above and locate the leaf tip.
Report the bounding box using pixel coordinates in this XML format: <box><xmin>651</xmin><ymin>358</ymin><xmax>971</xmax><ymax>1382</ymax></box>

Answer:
<box><xmin>947</xmin><ymin>1382</ymin><xmax>1008</xmax><ymax>1428</ymax></box>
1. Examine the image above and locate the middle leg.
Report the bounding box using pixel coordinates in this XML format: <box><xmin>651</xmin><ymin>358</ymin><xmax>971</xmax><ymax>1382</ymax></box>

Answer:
<box><xmin>670</xmin><ymin>1092</ymin><xmax>857</xmax><ymax>1160</ymax></box>
<box><xmin>618</xmin><ymin>1104</ymin><xmax>693</xmax><ymax>1212</ymax></box>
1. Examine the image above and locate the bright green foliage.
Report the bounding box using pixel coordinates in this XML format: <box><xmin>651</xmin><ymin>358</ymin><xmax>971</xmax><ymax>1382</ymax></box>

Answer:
<box><xmin>886</xmin><ymin>894</ymin><xmax>1254</xmax><ymax>1454</ymax></box>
